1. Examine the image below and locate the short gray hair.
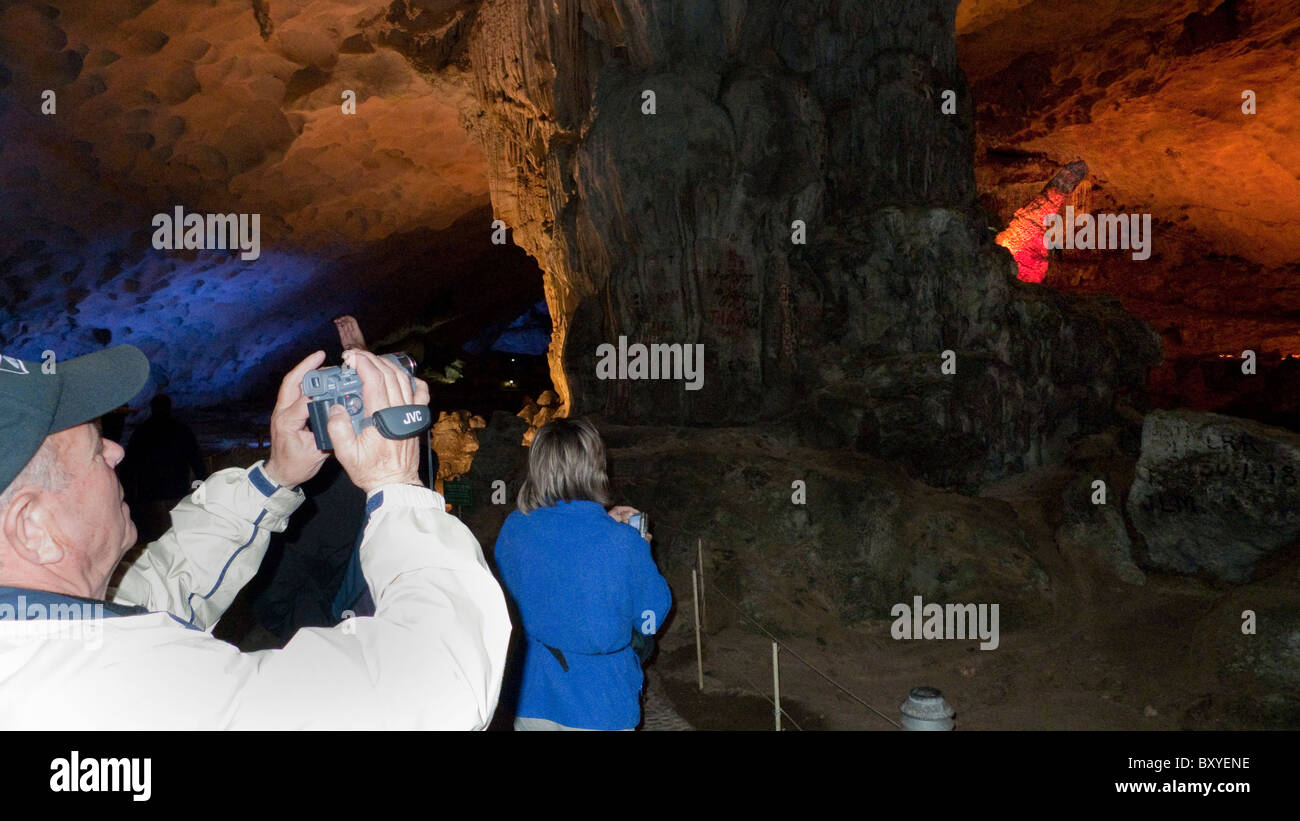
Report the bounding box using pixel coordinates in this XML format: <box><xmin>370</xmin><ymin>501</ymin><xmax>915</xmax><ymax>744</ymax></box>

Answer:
<box><xmin>516</xmin><ymin>417</ymin><xmax>611</xmax><ymax>513</ymax></box>
<box><xmin>0</xmin><ymin>438</ymin><xmax>68</xmax><ymax>571</ymax></box>
<box><xmin>0</xmin><ymin>438</ymin><xmax>68</xmax><ymax>510</ymax></box>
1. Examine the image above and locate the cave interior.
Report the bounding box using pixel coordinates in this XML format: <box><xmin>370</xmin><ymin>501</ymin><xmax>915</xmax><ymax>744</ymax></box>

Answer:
<box><xmin>1</xmin><ymin>0</ymin><xmax>1298</xmax><ymax>730</ymax></box>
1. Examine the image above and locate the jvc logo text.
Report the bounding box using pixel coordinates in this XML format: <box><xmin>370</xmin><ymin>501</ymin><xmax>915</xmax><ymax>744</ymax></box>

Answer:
<box><xmin>403</xmin><ymin>410</ymin><xmax>424</xmax><ymax>424</ymax></box>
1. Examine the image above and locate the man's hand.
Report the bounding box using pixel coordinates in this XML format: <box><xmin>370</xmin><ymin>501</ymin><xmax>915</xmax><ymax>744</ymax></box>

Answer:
<box><xmin>328</xmin><ymin>350</ymin><xmax>431</xmax><ymax>494</ymax></box>
<box><xmin>263</xmin><ymin>351</ymin><xmax>331</xmax><ymax>489</ymax></box>
<box><xmin>334</xmin><ymin>315</ymin><xmax>367</xmax><ymax>352</ymax></box>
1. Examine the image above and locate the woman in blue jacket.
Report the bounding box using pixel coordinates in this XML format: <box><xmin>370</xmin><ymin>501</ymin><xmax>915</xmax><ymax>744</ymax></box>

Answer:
<box><xmin>494</xmin><ymin>417</ymin><xmax>672</xmax><ymax>730</ymax></box>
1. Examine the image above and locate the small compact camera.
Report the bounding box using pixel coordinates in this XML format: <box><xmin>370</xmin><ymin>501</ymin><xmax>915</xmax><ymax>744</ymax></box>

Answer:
<box><xmin>303</xmin><ymin>351</ymin><xmax>431</xmax><ymax>451</ymax></box>
<box><xmin>628</xmin><ymin>512</ymin><xmax>649</xmax><ymax>539</ymax></box>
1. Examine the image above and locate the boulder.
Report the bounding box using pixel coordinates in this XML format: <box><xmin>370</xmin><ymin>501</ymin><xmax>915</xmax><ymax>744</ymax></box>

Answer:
<box><xmin>1187</xmin><ymin>589</ymin><xmax>1300</xmax><ymax>728</ymax></box>
<box><xmin>1057</xmin><ymin>475</ymin><xmax>1145</xmax><ymax>586</ymax></box>
<box><xmin>1127</xmin><ymin>410</ymin><xmax>1300</xmax><ymax>582</ymax></box>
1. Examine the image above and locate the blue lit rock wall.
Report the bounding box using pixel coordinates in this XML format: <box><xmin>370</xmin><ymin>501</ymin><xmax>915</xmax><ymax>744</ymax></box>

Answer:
<box><xmin>0</xmin><ymin>0</ymin><xmax>530</xmax><ymax>409</ymax></box>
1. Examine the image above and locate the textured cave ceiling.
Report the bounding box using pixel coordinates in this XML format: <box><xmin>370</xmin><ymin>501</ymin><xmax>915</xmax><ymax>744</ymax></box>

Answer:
<box><xmin>0</xmin><ymin>0</ymin><xmax>1296</xmax><ymax>413</ymax></box>
<box><xmin>0</xmin><ymin>0</ymin><xmax>488</xmax><ymax>244</ymax></box>
<box><xmin>958</xmin><ymin>0</ymin><xmax>1300</xmax><ymax>363</ymax></box>
<box><xmin>0</xmin><ymin>0</ymin><xmax>529</xmax><ymax>407</ymax></box>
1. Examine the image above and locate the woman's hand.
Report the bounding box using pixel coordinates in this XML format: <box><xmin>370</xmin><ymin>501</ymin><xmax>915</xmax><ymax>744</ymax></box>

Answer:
<box><xmin>608</xmin><ymin>505</ymin><xmax>651</xmax><ymax>541</ymax></box>
<box><xmin>606</xmin><ymin>505</ymin><xmax>638</xmax><ymax>524</ymax></box>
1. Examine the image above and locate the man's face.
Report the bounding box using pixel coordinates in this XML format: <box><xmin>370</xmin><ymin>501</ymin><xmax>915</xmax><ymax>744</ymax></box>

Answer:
<box><xmin>46</xmin><ymin>422</ymin><xmax>136</xmax><ymax>589</ymax></box>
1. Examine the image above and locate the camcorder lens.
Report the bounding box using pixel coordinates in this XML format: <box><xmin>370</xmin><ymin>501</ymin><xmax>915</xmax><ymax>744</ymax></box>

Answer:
<box><xmin>388</xmin><ymin>352</ymin><xmax>416</xmax><ymax>374</ymax></box>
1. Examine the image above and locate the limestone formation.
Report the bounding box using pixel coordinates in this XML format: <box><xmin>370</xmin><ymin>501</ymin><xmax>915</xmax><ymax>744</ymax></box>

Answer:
<box><xmin>448</xmin><ymin>0</ymin><xmax>1160</xmax><ymax>486</ymax></box>
<box><xmin>516</xmin><ymin>389</ymin><xmax>562</xmax><ymax>445</ymax></box>
<box><xmin>2</xmin><ymin>0</ymin><xmax>1166</xmax><ymax>484</ymax></box>
<box><xmin>430</xmin><ymin>408</ymin><xmax>483</xmax><ymax>481</ymax></box>
<box><xmin>1127</xmin><ymin>410</ymin><xmax>1300</xmax><ymax>582</ymax></box>
<box><xmin>0</xmin><ymin>0</ymin><xmax>525</xmax><ymax>406</ymax></box>
<box><xmin>995</xmin><ymin>160</ymin><xmax>1088</xmax><ymax>283</ymax></box>
<box><xmin>1057</xmin><ymin>476</ymin><xmax>1145</xmax><ymax>586</ymax></box>
<box><xmin>962</xmin><ymin>0</ymin><xmax>1300</xmax><ymax>420</ymax></box>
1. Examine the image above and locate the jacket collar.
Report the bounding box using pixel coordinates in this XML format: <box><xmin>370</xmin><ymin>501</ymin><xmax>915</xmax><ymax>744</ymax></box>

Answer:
<box><xmin>0</xmin><ymin>585</ymin><xmax>149</xmax><ymax>619</ymax></box>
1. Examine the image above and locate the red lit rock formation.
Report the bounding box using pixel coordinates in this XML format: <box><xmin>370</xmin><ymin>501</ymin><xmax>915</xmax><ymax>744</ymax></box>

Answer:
<box><xmin>961</xmin><ymin>0</ymin><xmax>1300</xmax><ymax>419</ymax></box>
<box><xmin>995</xmin><ymin>159</ymin><xmax>1088</xmax><ymax>282</ymax></box>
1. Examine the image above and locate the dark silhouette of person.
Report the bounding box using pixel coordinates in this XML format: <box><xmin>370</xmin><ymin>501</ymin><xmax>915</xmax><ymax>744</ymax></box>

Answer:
<box><xmin>249</xmin><ymin>431</ymin><xmax>437</xmax><ymax>644</ymax></box>
<box><xmin>124</xmin><ymin>395</ymin><xmax>208</xmax><ymax>543</ymax></box>
<box><xmin>247</xmin><ymin>458</ymin><xmax>368</xmax><ymax>642</ymax></box>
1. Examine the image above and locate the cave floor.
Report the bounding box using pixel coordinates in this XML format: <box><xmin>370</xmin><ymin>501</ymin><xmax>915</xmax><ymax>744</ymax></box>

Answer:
<box><xmin>647</xmin><ymin>463</ymin><xmax>1288</xmax><ymax>732</ymax></box>
<box><xmin>650</xmin><ymin>592</ymin><xmax>1213</xmax><ymax>732</ymax></box>
<box><xmin>649</xmin><ymin>570</ymin><xmax>1235</xmax><ymax>731</ymax></box>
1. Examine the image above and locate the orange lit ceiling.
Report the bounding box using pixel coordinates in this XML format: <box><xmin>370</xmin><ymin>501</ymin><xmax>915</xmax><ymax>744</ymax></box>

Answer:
<box><xmin>959</xmin><ymin>0</ymin><xmax>1300</xmax><ymax>269</ymax></box>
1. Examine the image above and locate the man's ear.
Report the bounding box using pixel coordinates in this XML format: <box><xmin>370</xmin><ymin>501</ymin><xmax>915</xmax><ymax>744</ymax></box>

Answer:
<box><xmin>1</xmin><ymin>489</ymin><xmax>65</xmax><ymax>566</ymax></box>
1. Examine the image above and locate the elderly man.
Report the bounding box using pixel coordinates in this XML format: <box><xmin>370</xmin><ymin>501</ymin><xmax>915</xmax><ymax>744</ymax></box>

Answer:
<box><xmin>0</xmin><ymin>345</ymin><xmax>510</xmax><ymax>729</ymax></box>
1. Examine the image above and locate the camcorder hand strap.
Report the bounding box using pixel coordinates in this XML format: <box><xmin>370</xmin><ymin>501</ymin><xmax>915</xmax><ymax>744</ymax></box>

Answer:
<box><xmin>363</xmin><ymin>405</ymin><xmax>432</xmax><ymax>440</ymax></box>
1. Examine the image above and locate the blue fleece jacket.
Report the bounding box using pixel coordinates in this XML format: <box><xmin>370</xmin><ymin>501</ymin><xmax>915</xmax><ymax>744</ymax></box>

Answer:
<box><xmin>494</xmin><ymin>500</ymin><xmax>672</xmax><ymax>730</ymax></box>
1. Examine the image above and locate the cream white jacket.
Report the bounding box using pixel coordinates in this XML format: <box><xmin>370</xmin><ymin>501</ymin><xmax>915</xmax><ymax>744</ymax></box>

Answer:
<box><xmin>0</xmin><ymin>462</ymin><xmax>511</xmax><ymax>729</ymax></box>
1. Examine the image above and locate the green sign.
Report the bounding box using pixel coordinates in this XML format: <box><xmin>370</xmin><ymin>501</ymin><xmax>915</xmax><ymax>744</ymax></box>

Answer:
<box><xmin>443</xmin><ymin>479</ymin><xmax>473</xmax><ymax>507</ymax></box>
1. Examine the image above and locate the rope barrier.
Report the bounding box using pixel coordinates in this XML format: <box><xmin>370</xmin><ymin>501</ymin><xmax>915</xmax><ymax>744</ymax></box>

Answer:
<box><xmin>655</xmin><ymin>520</ymin><xmax>902</xmax><ymax>730</ymax></box>
<box><xmin>706</xmin><ymin>583</ymin><xmax>900</xmax><ymax>729</ymax></box>
<box><xmin>716</xmin><ymin>647</ymin><xmax>806</xmax><ymax>731</ymax></box>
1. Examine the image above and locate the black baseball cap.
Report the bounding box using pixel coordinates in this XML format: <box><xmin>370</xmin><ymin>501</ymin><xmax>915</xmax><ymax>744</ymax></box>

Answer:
<box><xmin>0</xmin><ymin>346</ymin><xmax>150</xmax><ymax>494</ymax></box>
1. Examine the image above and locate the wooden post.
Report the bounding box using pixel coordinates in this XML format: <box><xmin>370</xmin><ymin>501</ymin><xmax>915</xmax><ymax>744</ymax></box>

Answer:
<box><xmin>697</xmin><ymin>538</ymin><xmax>707</xmax><ymax>632</ymax></box>
<box><xmin>773</xmin><ymin>641</ymin><xmax>781</xmax><ymax>731</ymax></box>
<box><xmin>692</xmin><ymin>569</ymin><xmax>703</xmax><ymax>691</ymax></box>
